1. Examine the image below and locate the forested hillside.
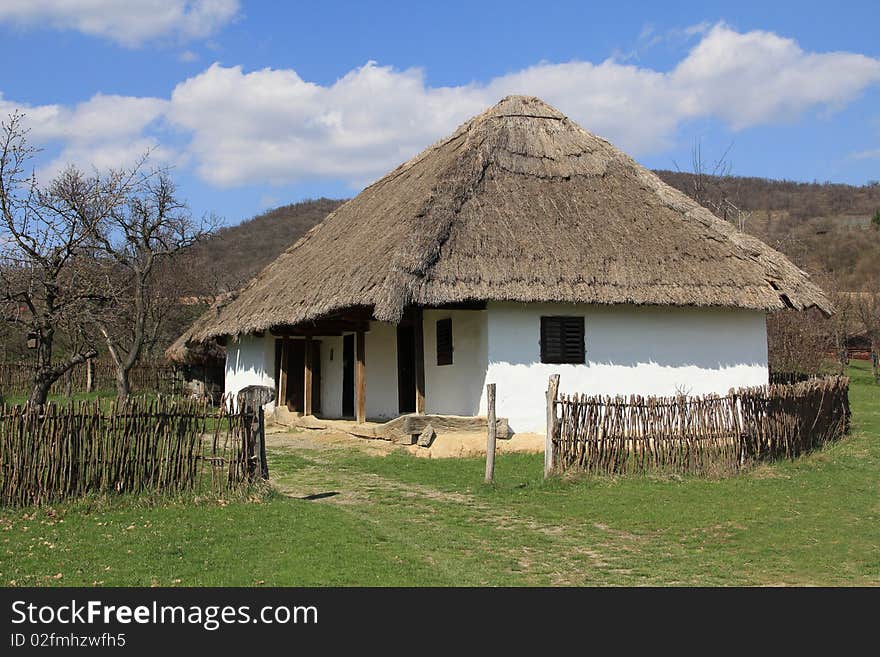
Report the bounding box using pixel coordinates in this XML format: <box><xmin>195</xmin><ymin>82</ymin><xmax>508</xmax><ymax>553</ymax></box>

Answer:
<box><xmin>182</xmin><ymin>197</ymin><xmax>345</xmax><ymax>295</ymax></box>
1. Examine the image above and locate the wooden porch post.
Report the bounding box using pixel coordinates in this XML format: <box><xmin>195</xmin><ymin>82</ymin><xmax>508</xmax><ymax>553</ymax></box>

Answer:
<box><xmin>356</xmin><ymin>329</ymin><xmax>366</xmax><ymax>424</ymax></box>
<box><xmin>278</xmin><ymin>337</ymin><xmax>290</xmax><ymax>409</ymax></box>
<box><xmin>413</xmin><ymin>309</ymin><xmax>425</xmax><ymax>414</ymax></box>
<box><xmin>304</xmin><ymin>335</ymin><xmax>313</xmax><ymax>416</ymax></box>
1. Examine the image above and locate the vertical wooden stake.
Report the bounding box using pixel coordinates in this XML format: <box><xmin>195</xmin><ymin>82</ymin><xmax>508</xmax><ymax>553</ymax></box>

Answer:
<box><xmin>545</xmin><ymin>374</ymin><xmax>560</xmax><ymax>478</ymax></box>
<box><xmin>258</xmin><ymin>404</ymin><xmax>269</xmax><ymax>480</ymax></box>
<box><xmin>279</xmin><ymin>337</ymin><xmax>290</xmax><ymax>409</ymax></box>
<box><xmin>413</xmin><ymin>310</ymin><xmax>426</xmax><ymax>414</ymax></box>
<box><xmin>485</xmin><ymin>383</ymin><xmax>497</xmax><ymax>483</ymax></box>
<box><xmin>355</xmin><ymin>329</ymin><xmax>366</xmax><ymax>424</ymax></box>
<box><xmin>304</xmin><ymin>335</ymin><xmax>313</xmax><ymax>416</ymax></box>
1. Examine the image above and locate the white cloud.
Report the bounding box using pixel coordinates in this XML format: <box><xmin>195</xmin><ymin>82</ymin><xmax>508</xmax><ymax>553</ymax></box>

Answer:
<box><xmin>850</xmin><ymin>148</ymin><xmax>880</xmax><ymax>160</ymax></box>
<box><xmin>0</xmin><ymin>92</ymin><xmax>171</xmax><ymax>179</ymax></box>
<box><xmin>0</xmin><ymin>0</ymin><xmax>239</xmax><ymax>47</ymax></box>
<box><xmin>166</xmin><ymin>61</ymin><xmax>487</xmax><ymax>186</ymax></box>
<box><xmin>164</xmin><ymin>24</ymin><xmax>880</xmax><ymax>187</ymax></box>
<box><xmin>669</xmin><ymin>25</ymin><xmax>880</xmax><ymax>129</ymax></box>
<box><xmin>1</xmin><ymin>23</ymin><xmax>879</xmax><ymax>188</ymax></box>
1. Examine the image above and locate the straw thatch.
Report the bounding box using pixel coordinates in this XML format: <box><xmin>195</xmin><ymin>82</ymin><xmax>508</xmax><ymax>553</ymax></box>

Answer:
<box><xmin>176</xmin><ymin>95</ymin><xmax>831</xmax><ymax>345</ymax></box>
<box><xmin>165</xmin><ymin>293</ymin><xmax>235</xmax><ymax>364</ymax></box>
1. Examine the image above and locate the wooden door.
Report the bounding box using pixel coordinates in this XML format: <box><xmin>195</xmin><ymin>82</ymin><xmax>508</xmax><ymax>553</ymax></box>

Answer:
<box><xmin>397</xmin><ymin>325</ymin><xmax>416</xmax><ymax>413</ymax></box>
<box><xmin>285</xmin><ymin>340</ymin><xmax>305</xmax><ymax>411</ymax></box>
<box><xmin>310</xmin><ymin>340</ymin><xmax>321</xmax><ymax>414</ymax></box>
<box><xmin>342</xmin><ymin>334</ymin><xmax>355</xmax><ymax>417</ymax></box>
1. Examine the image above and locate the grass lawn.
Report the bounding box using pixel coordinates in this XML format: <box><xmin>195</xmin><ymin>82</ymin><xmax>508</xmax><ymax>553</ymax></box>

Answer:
<box><xmin>2</xmin><ymin>390</ymin><xmax>120</xmax><ymax>406</ymax></box>
<box><xmin>2</xmin><ymin>362</ymin><xmax>878</xmax><ymax>586</ymax></box>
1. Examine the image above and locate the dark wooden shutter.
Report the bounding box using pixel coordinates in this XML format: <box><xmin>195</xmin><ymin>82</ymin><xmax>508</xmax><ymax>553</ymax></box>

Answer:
<box><xmin>540</xmin><ymin>316</ymin><xmax>585</xmax><ymax>364</ymax></box>
<box><xmin>436</xmin><ymin>318</ymin><xmax>453</xmax><ymax>366</ymax></box>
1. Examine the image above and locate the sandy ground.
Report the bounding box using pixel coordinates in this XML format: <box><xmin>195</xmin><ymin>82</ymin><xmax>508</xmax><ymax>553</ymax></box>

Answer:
<box><xmin>405</xmin><ymin>431</ymin><xmax>543</xmax><ymax>458</ymax></box>
<box><xmin>265</xmin><ymin>423</ymin><xmax>543</xmax><ymax>458</ymax></box>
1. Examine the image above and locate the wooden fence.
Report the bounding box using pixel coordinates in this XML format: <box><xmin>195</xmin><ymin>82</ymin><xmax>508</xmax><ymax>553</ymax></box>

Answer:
<box><xmin>0</xmin><ymin>360</ymin><xmax>184</xmax><ymax>398</ymax></box>
<box><xmin>768</xmin><ymin>371</ymin><xmax>815</xmax><ymax>386</ymax></box>
<box><xmin>550</xmin><ymin>376</ymin><xmax>850</xmax><ymax>476</ymax></box>
<box><xmin>0</xmin><ymin>395</ymin><xmax>268</xmax><ymax>507</ymax></box>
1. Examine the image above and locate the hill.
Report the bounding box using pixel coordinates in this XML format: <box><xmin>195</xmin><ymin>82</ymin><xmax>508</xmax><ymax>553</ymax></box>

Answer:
<box><xmin>183</xmin><ymin>197</ymin><xmax>345</xmax><ymax>295</ymax></box>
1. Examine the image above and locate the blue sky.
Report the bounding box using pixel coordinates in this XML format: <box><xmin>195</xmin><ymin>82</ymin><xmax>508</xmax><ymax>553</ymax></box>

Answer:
<box><xmin>1</xmin><ymin>0</ymin><xmax>879</xmax><ymax>227</ymax></box>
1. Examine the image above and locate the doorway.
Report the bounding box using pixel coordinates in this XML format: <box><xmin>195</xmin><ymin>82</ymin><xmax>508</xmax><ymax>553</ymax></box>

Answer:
<box><xmin>397</xmin><ymin>325</ymin><xmax>416</xmax><ymax>413</ymax></box>
<box><xmin>282</xmin><ymin>339</ymin><xmax>321</xmax><ymax>413</ymax></box>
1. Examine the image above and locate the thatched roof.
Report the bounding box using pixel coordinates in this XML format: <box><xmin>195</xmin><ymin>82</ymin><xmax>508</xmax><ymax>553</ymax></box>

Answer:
<box><xmin>177</xmin><ymin>95</ymin><xmax>831</xmax><ymax>345</ymax></box>
<box><xmin>164</xmin><ymin>293</ymin><xmax>235</xmax><ymax>364</ymax></box>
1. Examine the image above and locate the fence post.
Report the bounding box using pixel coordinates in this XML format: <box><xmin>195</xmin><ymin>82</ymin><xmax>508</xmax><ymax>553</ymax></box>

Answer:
<box><xmin>545</xmin><ymin>374</ymin><xmax>560</xmax><ymax>478</ymax></box>
<box><xmin>258</xmin><ymin>404</ymin><xmax>269</xmax><ymax>480</ymax></box>
<box><xmin>485</xmin><ymin>383</ymin><xmax>497</xmax><ymax>484</ymax></box>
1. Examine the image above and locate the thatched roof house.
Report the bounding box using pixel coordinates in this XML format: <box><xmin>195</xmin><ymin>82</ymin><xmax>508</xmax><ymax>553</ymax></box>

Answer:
<box><xmin>174</xmin><ymin>96</ymin><xmax>829</xmax><ymax>432</ymax></box>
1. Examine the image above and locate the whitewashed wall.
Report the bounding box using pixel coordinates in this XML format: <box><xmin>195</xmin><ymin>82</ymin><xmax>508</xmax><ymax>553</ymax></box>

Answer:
<box><xmin>364</xmin><ymin>322</ymin><xmax>399</xmax><ymax>420</ymax></box>
<box><xmin>484</xmin><ymin>302</ymin><xmax>769</xmax><ymax>433</ymax></box>
<box><xmin>223</xmin><ymin>303</ymin><xmax>768</xmax><ymax>432</ymax></box>
<box><xmin>224</xmin><ymin>333</ymin><xmax>276</xmax><ymax>410</ymax></box>
<box><xmin>423</xmin><ymin>309</ymin><xmax>488</xmax><ymax>416</ymax></box>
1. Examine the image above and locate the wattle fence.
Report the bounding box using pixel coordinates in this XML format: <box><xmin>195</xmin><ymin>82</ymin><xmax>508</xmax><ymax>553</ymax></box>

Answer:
<box><xmin>0</xmin><ymin>360</ymin><xmax>184</xmax><ymax>398</ymax></box>
<box><xmin>0</xmin><ymin>395</ymin><xmax>269</xmax><ymax>507</ymax></box>
<box><xmin>550</xmin><ymin>376</ymin><xmax>850</xmax><ymax>476</ymax></box>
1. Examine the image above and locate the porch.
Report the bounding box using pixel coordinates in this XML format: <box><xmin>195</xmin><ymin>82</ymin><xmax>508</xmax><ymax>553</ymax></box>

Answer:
<box><xmin>268</xmin><ymin>304</ymin><xmax>488</xmax><ymax>425</ymax></box>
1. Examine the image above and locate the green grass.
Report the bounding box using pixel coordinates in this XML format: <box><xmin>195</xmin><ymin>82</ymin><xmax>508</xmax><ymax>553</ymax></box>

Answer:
<box><xmin>1</xmin><ymin>389</ymin><xmax>165</xmax><ymax>408</ymax></box>
<box><xmin>2</xmin><ymin>362</ymin><xmax>878</xmax><ymax>586</ymax></box>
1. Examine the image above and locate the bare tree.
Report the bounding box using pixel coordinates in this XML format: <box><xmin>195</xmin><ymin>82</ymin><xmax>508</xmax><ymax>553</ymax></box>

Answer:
<box><xmin>767</xmin><ymin>308</ymin><xmax>830</xmax><ymax>375</ymax></box>
<box><xmin>854</xmin><ymin>290</ymin><xmax>880</xmax><ymax>383</ymax></box>
<box><xmin>0</xmin><ymin>112</ymin><xmax>103</xmax><ymax>404</ymax></box>
<box><xmin>675</xmin><ymin>139</ymin><xmax>751</xmax><ymax>231</ymax></box>
<box><xmin>89</xmin><ymin>166</ymin><xmax>213</xmax><ymax>397</ymax></box>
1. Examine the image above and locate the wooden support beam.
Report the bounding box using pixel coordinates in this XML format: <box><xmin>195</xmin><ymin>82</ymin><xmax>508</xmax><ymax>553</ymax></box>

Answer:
<box><xmin>399</xmin><ymin>414</ymin><xmax>509</xmax><ymax>437</ymax></box>
<box><xmin>355</xmin><ymin>330</ymin><xmax>366</xmax><ymax>424</ymax></box>
<box><xmin>269</xmin><ymin>319</ymin><xmax>370</xmax><ymax>337</ymax></box>
<box><xmin>304</xmin><ymin>335</ymin><xmax>313</xmax><ymax>416</ymax></box>
<box><xmin>278</xmin><ymin>337</ymin><xmax>289</xmax><ymax>408</ymax></box>
<box><xmin>413</xmin><ymin>309</ymin><xmax>425</xmax><ymax>414</ymax></box>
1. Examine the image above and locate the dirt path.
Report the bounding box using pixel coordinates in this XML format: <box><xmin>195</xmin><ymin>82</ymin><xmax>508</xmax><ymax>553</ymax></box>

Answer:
<box><xmin>265</xmin><ymin>429</ymin><xmax>634</xmax><ymax>585</ymax></box>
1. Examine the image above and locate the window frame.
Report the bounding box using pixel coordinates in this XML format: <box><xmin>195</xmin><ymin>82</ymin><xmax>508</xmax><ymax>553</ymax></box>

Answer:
<box><xmin>539</xmin><ymin>315</ymin><xmax>585</xmax><ymax>365</ymax></box>
<box><xmin>436</xmin><ymin>317</ymin><xmax>453</xmax><ymax>366</ymax></box>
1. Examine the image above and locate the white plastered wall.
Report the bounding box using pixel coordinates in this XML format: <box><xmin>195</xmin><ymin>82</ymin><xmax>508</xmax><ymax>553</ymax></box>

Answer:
<box><xmin>423</xmin><ymin>309</ymin><xmax>488</xmax><ymax>416</ymax></box>
<box><xmin>222</xmin><ymin>303</ymin><xmax>768</xmax><ymax>433</ymax></box>
<box><xmin>224</xmin><ymin>333</ymin><xmax>276</xmax><ymax>410</ymax></box>
<box><xmin>484</xmin><ymin>302</ymin><xmax>769</xmax><ymax>433</ymax></box>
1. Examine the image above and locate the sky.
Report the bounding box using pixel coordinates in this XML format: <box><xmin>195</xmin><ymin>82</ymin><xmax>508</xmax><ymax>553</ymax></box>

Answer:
<box><xmin>1</xmin><ymin>0</ymin><xmax>879</xmax><ymax>227</ymax></box>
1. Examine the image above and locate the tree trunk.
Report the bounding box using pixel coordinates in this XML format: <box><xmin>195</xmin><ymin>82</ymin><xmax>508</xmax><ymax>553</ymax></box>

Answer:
<box><xmin>872</xmin><ymin>336</ymin><xmax>879</xmax><ymax>384</ymax></box>
<box><xmin>28</xmin><ymin>373</ymin><xmax>53</xmax><ymax>407</ymax></box>
<box><xmin>115</xmin><ymin>367</ymin><xmax>131</xmax><ymax>399</ymax></box>
<box><xmin>29</xmin><ymin>348</ymin><xmax>98</xmax><ymax>407</ymax></box>
<box><xmin>29</xmin><ymin>334</ymin><xmax>55</xmax><ymax>407</ymax></box>
<box><xmin>85</xmin><ymin>357</ymin><xmax>95</xmax><ymax>393</ymax></box>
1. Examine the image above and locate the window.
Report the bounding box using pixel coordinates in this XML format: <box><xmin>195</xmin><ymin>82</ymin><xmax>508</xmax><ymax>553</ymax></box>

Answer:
<box><xmin>540</xmin><ymin>316</ymin><xmax>585</xmax><ymax>364</ymax></box>
<box><xmin>436</xmin><ymin>318</ymin><xmax>453</xmax><ymax>365</ymax></box>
